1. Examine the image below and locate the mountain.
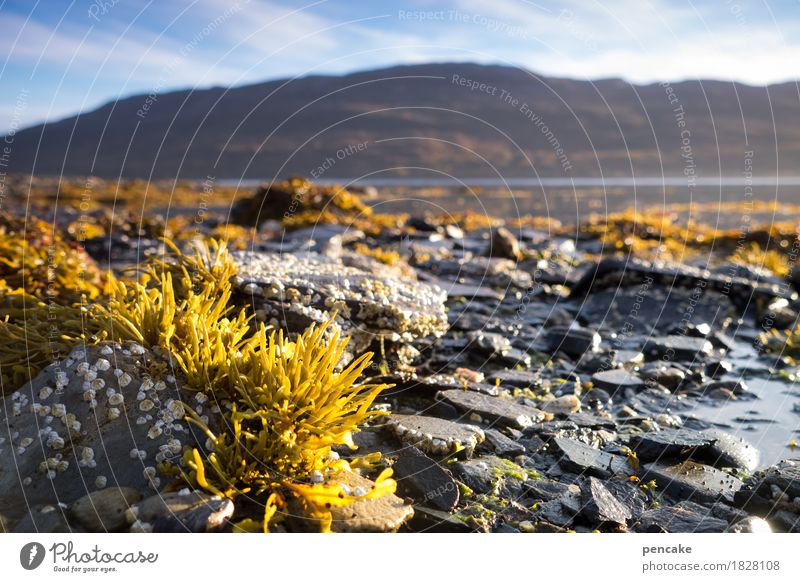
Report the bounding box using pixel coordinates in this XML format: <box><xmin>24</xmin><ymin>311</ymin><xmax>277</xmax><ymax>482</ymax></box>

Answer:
<box><xmin>6</xmin><ymin>62</ymin><xmax>800</xmax><ymax>179</ymax></box>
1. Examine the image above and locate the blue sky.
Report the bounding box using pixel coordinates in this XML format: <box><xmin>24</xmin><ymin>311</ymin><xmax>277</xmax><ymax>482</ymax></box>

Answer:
<box><xmin>2</xmin><ymin>0</ymin><xmax>800</xmax><ymax>130</ymax></box>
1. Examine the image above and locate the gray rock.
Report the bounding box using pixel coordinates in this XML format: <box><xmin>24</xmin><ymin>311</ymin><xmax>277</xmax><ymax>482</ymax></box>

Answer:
<box><xmin>536</xmin><ymin>483</ymin><xmax>582</xmax><ymax>527</ymax></box>
<box><xmin>13</xmin><ymin>504</ymin><xmax>78</xmax><ymax>533</ymax></box>
<box><xmin>482</xmin><ymin>428</ymin><xmax>526</xmax><ymax>457</ymax></box>
<box><xmin>636</xmin><ymin>501</ymin><xmax>729</xmax><ymax>532</ymax></box>
<box><xmin>69</xmin><ymin>487</ymin><xmax>141</xmax><ymax>532</ymax></box>
<box><xmin>581</xmin><ymin>476</ymin><xmax>632</xmax><ymax>526</ymax></box>
<box><xmin>642</xmin><ymin>460</ymin><xmax>744</xmax><ymax>504</ymax></box>
<box><xmin>438</xmin><ymin>389</ymin><xmax>547</xmax><ymax>429</ymax></box>
<box><xmin>487</xmin><ymin>227</ymin><xmax>521</xmax><ymax>260</ymax></box>
<box><xmin>393</xmin><ymin>447</ymin><xmax>459</xmax><ymax>512</ymax></box>
<box><xmin>487</xmin><ymin>369</ymin><xmax>544</xmax><ymax>389</ymax></box>
<box><xmin>551</xmin><ymin>437</ymin><xmax>631</xmax><ymax>479</ymax></box>
<box><xmin>644</xmin><ymin>336</ymin><xmax>713</xmax><ymax>362</ymax></box>
<box><xmin>328</xmin><ymin>471</ymin><xmax>414</xmax><ymax>532</ymax></box>
<box><xmin>629</xmin><ymin>428</ymin><xmax>711</xmax><ymax>462</ymax></box>
<box><xmin>701</xmin><ymin>429</ymin><xmax>759</xmax><ymax>471</ymax></box>
<box><xmin>544</xmin><ymin>326</ymin><xmax>600</xmax><ymax>358</ymax></box>
<box><xmin>591</xmin><ymin>369</ymin><xmax>645</xmax><ymax>393</ymax></box>
<box><xmin>384</xmin><ymin>414</ymin><xmax>484</xmax><ymax>457</ymax></box>
<box><xmin>451</xmin><ymin>456</ymin><xmax>530</xmax><ymax>498</ymax></box>
<box><xmin>130</xmin><ymin>490</ymin><xmax>221</xmax><ymax>525</ymax></box>
<box><xmin>603</xmin><ymin>479</ymin><xmax>649</xmax><ymax>520</ymax></box>
<box><xmin>642</xmin><ymin>365</ymin><xmax>686</xmax><ymax>390</ymax></box>
<box><xmin>152</xmin><ymin>498</ymin><xmax>234</xmax><ymax>533</ymax></box>
<box><xmin>541</xmin><ymin>395</ymin><xmax>581</xmax><ymax>415</ymax></box>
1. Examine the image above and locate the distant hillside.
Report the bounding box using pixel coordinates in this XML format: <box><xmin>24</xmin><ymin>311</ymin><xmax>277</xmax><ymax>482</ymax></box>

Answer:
<box><xmin>6</xmin><ymin>62</ymin><xmax>800</xmax><ymax>179</ymax></box>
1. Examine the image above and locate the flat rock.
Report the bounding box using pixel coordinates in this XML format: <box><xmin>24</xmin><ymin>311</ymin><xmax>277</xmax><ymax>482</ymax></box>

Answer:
<box><xmin>393</xmin><ymin>446</ymin><xmax>459</xmax><ymax>512</ymax></box>
<box><xmin>131</xmin><ymin>490</ymin><xmax>221</xmax><ymax>524</ymax></box>
<box><xmin>581</xmin><ymin>476</ymin><xmax>632</xmax><ymax>526</ymax></box>
<box><xmin>152</xmin><ymin>498</ymin><xmax>234</xmax><ymax>533</ymax></box>
<box><xmin>329</xmin><ymin>472</ymin><xmax>414</xmax><ymax>533</ymax></box>
<box><xmin>629</xmin><ymin>428</ymin><xmax>712</xmax><ymax>462</ymax></box>
<box><xmin>636</xmin><ymin>501</ymin><xmax>729</xmax><ymax>532</ymax></box>
<box><xmin>551</xmin><ymin>437</ymin><xmax>631</xmax><ymax>479</ymax></box>
<box><xmin>643</xmin><ymin>336</ymin><xmax>713</xmax><ymax>362</ymax></box>
<box><xmin>642</xmin><ymin>460</ymin><xmax>744</xmax><ymax>504</ymax></box>
<box><xmin>12</xmin><ymin>504</ymin><xmax>79</xmax><ymax>533</ymax></box>
<box><xmin>487</xmin><ymin>369</ymin><xmax>544</xmax><ymax>389</ymax></box>
<box><xmin>701</xmin><ymin>429</ymin><xmax>759</xmax><ymax>471</ymax></box>
<box><xmin>384</xmin><ymin>414</ymin><xmax>484</xmax><ymax>457</ymax></box>
<box><xmin>438</xmin><ymin>390</ymin><xmax>547</xmax><ymax>429</ymax></box>
<box><xmin>541</xmin><ymin>395</ymin><xmax>581</xmax><ymax>415</ymax></box>
<box><xmin>69</xmin><ymin>487</ymin><xmax>141</xmax><ymax>532</ymax></box>
<box><xmin>591</xmin><ymin>369</ymin><xmax>645</xmax><ymax>393</ymax></box>
<box><xmin>544</xmin><ymin>326</ymin><xmax>600</xmax><ymax>358</ymax></box>
<box><xmin>482</xmin><ymin>428</ymin><xmax>526</xmax><ymax>457</ymax></box>
<box><xmin>451</xmin><ymin>456</ymin><xmax>530</xmax><ymax>498</ymax></box>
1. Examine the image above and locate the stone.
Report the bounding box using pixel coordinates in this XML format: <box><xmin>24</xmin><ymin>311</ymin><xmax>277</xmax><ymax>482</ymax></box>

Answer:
<box><xmin>152</xmin><ymin>498</ymin><xmax>234</xmax><ymax>533</ymax></box>
<box><xmin>482</xmin><ymin>428</ymin><xmax>526</xmax><ymax>457</ymax></box>
<box><xmin>487</xmin><ymin>369</ymin><xmax>543</xmax><ymax>389</ymax></box>
<box><xmin>328</xmin><ymin>471</ymin><xmax>414</xmax><ymax>533</ymax></box>
<box><xmin>535</xmin><ymin>483</ymin><xmax>582</xmax><ymax>527</ymax></box>
<box><xmin>591</xmin><ymin>369</ymin><xmax>645</xmax><ymax>393</ymax></box>
<box><xmin>581</xmin><ymin>476</ymin><xmax>632</xmax><ymax>526</ymax></box>
<box><xmin>392</xmin><ymin>447</ymin><xmax>459</xmax><ymax>512</ymax></box>
<box><xmin>12</xmin><ymin>504</ymin><xmax>78</xmax><ymax>533</ymax></box>
<box><xmin>544</xmin><ymin>326</ymin><xmax>600</xmax><ymax>358</ymax></box>
<box><xmin>567</xmin><ymin>413</ymin><xmax>617</xmax><ymax>430</ymax></box>
<box><xmin>701</xmin><ymin>429</ymin><xmax>759</xmax><ymax>471</ymax></box>
<box><xmin>407</xmin><ymin>505</ymin><xmax>476</xmax><ymax>532</ymax></box>
<box><xmin>0</xmin><ymin>342</ymin><xmax>207</xmax><ymax>509</ymax></box>
<box><xmin>551</xmin><ymin>437</ymin><xmax>631</xmax><ymax>479</ymax></box>
<box><xmin>643</xmin><ymin>336</ymin><xmax>713</xmax><ymax>362</ymax></box>
<box><xmin>487</xmin><ymin>226</ymin><xmax>522</xmax><ymax>261</ymax></box>
<box><xmin>641</xmin><ymin>365</ymin><xmax>686</xmax><ymax>390</ymax></box>
<box><xmin>130</xmin><ymin>490</ymin><xmax>221</xmax><ymax>524</ymax></box>
<box><xmin>437</xmin><ymin>390</ymin><xmax>547</xmax><ymax>429</ymax></box>
<box><xmin>541</xmin><ymin>395</ymin><xmax>581</xmax><ymax>415</ymax></box>
<box><xmin>629</xmin><ymin>428</ymin><xmax>712</xmax><ymax>462</ymax></box>
<box><xmin>603</xmin><ymin>479</ymin><xmax>649</xmax><ymax>521</ymax></box>
<box><xmin>451</xmin><ymin>456</ymin><xmax>530</xmax><ymax>498</ymax></box>
<box><xmin>383</xmin><ymin>414</ymin><xmax>485</xmax><ymax>457</ymax></box>
<box><xmin>636</xmin><ymin>501</ymin><xmax>729</xmax><ymax>533</ymax></box>
<box><xmin>642</xmin><ymin>460</ymin><xmax>744</xmax><ymax>504</ymax></box>
<box><xmin>69</xmin><ymin>487</ymin><xmax>141</xmax><ymax>532</ymax></box>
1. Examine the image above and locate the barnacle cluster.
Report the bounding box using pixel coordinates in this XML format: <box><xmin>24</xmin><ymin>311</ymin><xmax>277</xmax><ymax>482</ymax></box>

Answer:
<box><xmin>94</xmin><ymin>238</ymin><xmax>395</xmax><ymax>531</ymax></box>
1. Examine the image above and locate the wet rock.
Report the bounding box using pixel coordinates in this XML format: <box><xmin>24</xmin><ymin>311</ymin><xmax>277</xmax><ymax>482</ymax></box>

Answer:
<box><xmin>467</xmin><ymin>330</ymin><xmax>512</xmax><ymax>357</ymax></box>
<box><xmin>541</xmin><ymin>395</ymin><xmax>581</xmax><ymax>415</ymax></box>
<box><xmin>451</xmin><ymin>456</ymin><xmax>529</xmax><ymax>498</ymax></box>
<box><xmin>393</xmin><ymin>447</ymin><xmax>459</xmax><ymax>512</ymax></box>
<box><xmin>487</xmin><ymin>369</ymin><xmax>544</xmax><ymax>389</ymax></box>
<box><xmin>636</xmin><ymin>501</ymin><xmax>729</xmax><ymax>532</ymax></box>
<box><xmin>770</xmin><ymin>510</ymin><xmax>800</xmax><ymax>533</ymax></box>
<box><xmin>551</xmin><ymin>437</ymin><xmax>631</xmax><ymax>479</ymax></box>
<box><xmin>567</xmin><ymin>413</ymin><xmax>617</xmax><ymax>430</ymax></box>
<box><xmin>233</xmin><ymin>250</ymin><xmax>447</xmax><ymax>349</ymax></box>
<box><xmin>481</xmin><ymin>428</ymin><xmax>526</xmax><ymax>457</ymax></box>
<box><xmin>591</xmin><ymin>369</ymin><xmax>645</xmax><ymax>393</ymax></box>
<box><xmin>129</xmin><ymin>490</ymin><xmax>221</xmax><ymax>525</ymax></box>
<box><xmin>643</xmin><ymin>336</ymin><xmax>713</xmax><ymax>362</ymax></box>
<box><xmin>728</xmin><ymin>516</ymin><xmax>772</xmax><ymax>533</ymax></box>
<box><xmin>329</xmin><ymin>471</ymin><xmax>414</xmax><ymax>533</ymax></box>
<box><xmin>642</xmin><ymin>460</ymin><xmax>743</xmax><ymax>504</ymax></box>
<box><xmin>603</xmin><ymin>479</ymin><xmax>649</xmax><ymax>520</ymax></box>
<box><xmin>384</xmin><ymin>414</ymin><xmax>485</xmax><ymax>457</ymax></box>
<box><xmin>581</xmin><ymin>476</ymin><xmax>632</xmax><ymax>526</ymax></box>
<box><xmin>408</xmin><ymin>505</ymin><xmax>475</xmax><ymax>532</ymax></box>
<box><xmin>0</xmin><ymin>342</ymin><xmax>204</xmax><ymax>508</ymax></box>
<box><xmin>152</xmin><ymin>498</ymin><xmax>234</xmax><ymax>533</ymax></box>
<box><xmin>534</xmin><ymin>483</ymin><xmax>582</xmax><ymax>527</ymax></box>
<box><xmin>629</xmin><ymin>427</ymin><xmax>712</xmax><ymax>462</ymax></box>
<box><xmin>701</xmin><ymin>429</ymin><xmax>759</xmax><ymax>471</ymax></box>
<box><xmin>13</xmin><ymin>504</ymin><xmax>78</xmax><ymax>533</ymax></box>
<box><xmin>438</xmin><ymin>389</ymin><xmax>547</xmax><ymax>429</ymax></box>
<box><xmin>641</xmin><ymin>365</ymin><xmax>686</xmax><ymax>390</ymax></box>
<box><xmin>544</xmin><ymin>326</ymin><xmax>601</xmax><ymax>358</ymax></box>
<box><xmin>487</xmin><ymin>227</ymin><xmax>522</xmax><ymax>261</ymax></box>
<box><xmin>69</xmin><ymin>487</ymin><xmax>141</xmax><ymax>532</ymax></box>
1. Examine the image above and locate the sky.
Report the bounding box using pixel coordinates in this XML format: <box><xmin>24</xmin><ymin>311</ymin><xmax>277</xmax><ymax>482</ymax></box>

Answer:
<box><xmin>2</xmin><ymin>0</ymin><xmax>800</xmax><ymax>131</ymax></box>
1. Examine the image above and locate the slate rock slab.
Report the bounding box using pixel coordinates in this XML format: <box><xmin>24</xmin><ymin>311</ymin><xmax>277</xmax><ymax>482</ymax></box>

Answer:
<box><xmin>451</xmin><ymin>455</ymin><xmax>530</xmax><ymax>498</ymax></box>
<box><xmin>636</xmin><ymin>501</ymin><xmax>729</xmax><ymax>533</ymax></box>
<box><xmin>701</xmin><ymin>429</ymin><xmax>759</xmax><ymax>471</ymax></box>
<box><xmin>551</xmin><ymin>437</ymin><xmax>631</xmax><ymax>479</ymax></box>
<box><xmin>642</xmin><ymin>460</ymin><xmax>744</xmax><ymax>504</ymax></box>
<box><xmin>581</xmin><ymin>476</ymin><xmax>632</xmax><ymax>526</ymax></box>
<box><xmin>629</xmin><ymin>428</ymin><xmax>712</xmax><ymax>462</ymax></box>
<box><xmin>643</xmin><ymin>336</ymin><xmax>713</xmax><ymax>362</ymax></box>
<box><xmin>393</xmin><ymin>446</ymin><xmax>459</xmax><ymax>512</ymax></box>
<box><xmin>384</xmin><ymin>414</ymin><xmax>485</xmax><ymax>457</ymax></box>
<box><xmin>438</xmin><ymin>389</ymin><xmax>547</xmax><ymax>429</ymax></box>
<box><xmin>591</xmin><ymin>369</ymin><xmax>645</xmax><ymax>393</ymax></box>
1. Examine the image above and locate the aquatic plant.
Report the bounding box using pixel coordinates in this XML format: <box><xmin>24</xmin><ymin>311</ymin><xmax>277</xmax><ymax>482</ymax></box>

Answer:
<box><xmin>731</xmin><ymin>242</ymin><xmax>792</xmax><ymax>277</ymax></box>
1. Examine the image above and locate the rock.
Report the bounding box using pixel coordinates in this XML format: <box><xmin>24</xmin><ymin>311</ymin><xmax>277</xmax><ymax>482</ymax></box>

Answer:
<box><xmin>438</xmin><ymin>390</ymin><xmax>547</xmax><ymax>429</ymax></box>
<box><xmin>581</xmin><ymin>476</ymin><xmax>632</xmax><ymax>526</ymax></box>
<box><xmin>541</xmin><ymin>395</ymin><xmax>581</xmax><ymax>415</ymax></box>
<box><xmin>603</xmin><ymin>479</ymin><xmax>649</xmax><ymax>520</ymax></box>
<box><xmin>643</xmin><ymin>336</ymin><xmax>713</xmax><ymax>362</ymax></box>
<box><xmin>130</xmin><ymin>490</ymin><xmax>221</xmax><ymax>524</ymax></box>
<box><xmin>769</xmin><ymin>510</ymin><xmax>800</xmax><ymax>533</ymax></box>
<box><xmin>701</xmin><ymin>429</ymin><xmax>759</xmax><ymax>471</ymax></box>
<box><xmin>152</xmin><ymin>498</ymin><xmax>234</xmax><ymax>533</ymax></box>
<box><xmin>535</xmin><ymin>483</ymin><xmax>582</xmax><ymax>527</ymax></box>
<box><xmin>0</xmin><ymin>512</ymin><xmax>9</xmax><ymax>532</ymax></box>
<box><xmin>642</xmin><ymin>460</ymin><xmax>744</xmax><ymax>504</ymax></box>
<box><xmin>407</xmin><ymin>505</ymin><xmax>476</xmax><ymax>532</ymax></box>
<box><xmin>328</xmin><ymin>471</ymin><xmax>414</xmax><ymax>533</ymax></box>
<box><xmin>551</xmin><ymin>437</ymin><xmax>631</xmax><ymax>479</ymax></box>
<box><xmin>487</xmin><ymin>227</ymin><xmax>522</xmax><ymax>261</ymax></box>
<box><xmin>591</xmin><ymin>369</ymin><xmax>645</xmax><ymax>393</ymax></box>
<box><xmin>482</xmin><ymin>428</ymin><xmax>526</xmax><ymax>457</ymax></box>
<box><xmin>392</xmin><ymin>447</ymin><xmax>459</xmax><ymax>512</ymax></box>
<box><xmin>467</xmin><ymin>330</ymin><xmax>512</xmax><ymax>356</ymax></box>
<box><xmin>567</xmin><ymin>413</ymin><xmax>617</xmax><ymax>430</ymax></box>
<box><xmin>728</xmin><ymin>516</ymin><xmax>772</xmax><ymax>533</ymax></box>
<box><xmin>544</xmin><ymin>326</ymin><xmax>600</xmax><ymax>358</ymax></box>
<box><xmin>69</xmin><ymin>487</ymin><xmax>141</xmax><ymax>532</ymax></box>
<box><xmin>0</xmin><ymin>342</ymin><xmax>206</xmax><ymax>508</ymax></box>
<box><xmin>636</xmin><ymin>501</ymin><xmax>729</xmax><ymax>532</ymax></box>
<box><xmin>232</xmin><ymin>250</ymin><xmax>447</xmax><ymax>351</ymax></box>
<box><xmin>641</xmin><ymin>365</ymin><xmax>686</xmax><ymax>390</ymax></box>
<box><xmin>13</xmin><ymin>504</ymin><xmax>78</xmax><ymax>533</ymax></box>
<box><xmin>629</xmin><ymin>427</ymin><xmax>712</xmax><ymax>461</ymax></box>
<box><xmin>487</xmin><ymin>369</ymin><xmax>544</xmax><ymax>389</ymax></box>
<box><xmin>451</xmin><ymin>456</ymin><xmax>530</xmax><ymax>498</ymax></box>
<box><xmin>384</xmin><ymin>414</ymin><xmax>485</xmax><ymax>457</ymax></box>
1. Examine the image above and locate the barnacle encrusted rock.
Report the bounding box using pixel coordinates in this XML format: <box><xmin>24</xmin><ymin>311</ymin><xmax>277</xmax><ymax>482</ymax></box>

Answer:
<box><xmin>231</xmin><ymin>250</ymin><xmax>447</xmax><ymax>346</ymax></box>
<box><xmin>0</xmin><ymin>341</ymin><xmax>210</xmax><ymax>517</ymax></box>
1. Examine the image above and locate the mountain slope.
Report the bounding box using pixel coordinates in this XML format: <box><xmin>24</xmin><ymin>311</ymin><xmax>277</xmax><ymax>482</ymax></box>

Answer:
<box><xmin>6</xmin><ymin>62</ymin><xmax>800</xmax><ymax>179</ymax></box>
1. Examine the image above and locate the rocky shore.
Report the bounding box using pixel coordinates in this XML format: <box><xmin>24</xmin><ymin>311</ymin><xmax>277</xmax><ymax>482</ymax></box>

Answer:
<box><xmin>2</xmin><ymin>179</ymin><xmax>800</xmax><ymax>533</ymax></box>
